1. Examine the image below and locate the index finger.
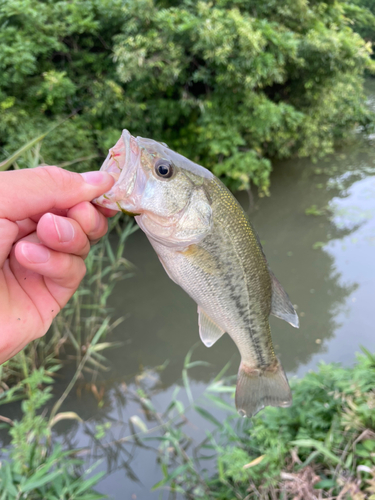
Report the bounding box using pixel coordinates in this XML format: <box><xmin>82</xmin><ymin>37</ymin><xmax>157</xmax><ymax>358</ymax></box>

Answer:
<box><xmin>0</xmin><ymin>166</ymin><xmax>115</xmax><ymax>222</ymax></box>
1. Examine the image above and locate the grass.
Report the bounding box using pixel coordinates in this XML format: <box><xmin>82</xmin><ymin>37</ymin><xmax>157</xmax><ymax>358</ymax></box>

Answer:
<box><xmin>59</xmin><ymin>346</ymin><xmax>375</xmax><ymax>499</ymax></box>
<box><xmin>2</xmin><ymin>344</ymin><xmax>375</xmax><ymax>499</ymax></box>
<box><xmin>0</xmin><ymin>212</ymin><xmax>136</xmax><ymax>499</ymax></box>
<box><xmin>0</xmin><ymin>360</ymin><xmax>107</xmax><ymax>499</ymax></box>
<box><xmin>73</xmin><ymin>345</ymin><xmax>375</xmax><ymax>500</ymax></box>
<box><xmin>139</xmin><ymin>348</ymin><xmax>375</xmax><ymax>499</ymax></box>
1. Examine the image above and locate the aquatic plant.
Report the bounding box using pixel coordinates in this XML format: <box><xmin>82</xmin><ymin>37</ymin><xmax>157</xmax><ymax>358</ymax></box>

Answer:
<box><xmin>202</xmin><ymin>348</ymin><xmax>375</xmax><ymax>499</ymax></box>
<box><xmin>2</xmin><ymin>339</ymin><xmax>375</xmax><ymax>498</ymax></box>
<box><xmin>0</xmin><ymin>364</ymin><xmax>106</xmax><ymax>499</ymax></box>
<box><xmin>104</xmin><ymin>347</ymin><xmax>375</xmax><ymax>499</ymax></box>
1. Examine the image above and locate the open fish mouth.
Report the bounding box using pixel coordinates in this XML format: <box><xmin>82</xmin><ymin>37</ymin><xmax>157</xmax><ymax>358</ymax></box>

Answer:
<box><xmin>93</xmin><ymin>129</ymin><xmax>145</xmax><ymax>213</ymax></box>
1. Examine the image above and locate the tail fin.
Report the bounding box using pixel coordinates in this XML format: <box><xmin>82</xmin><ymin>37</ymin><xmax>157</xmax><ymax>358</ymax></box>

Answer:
<box><xmin>235</xmin><ymin>361</ymin><xmax>292</xmax><ymax>417</ymax></box>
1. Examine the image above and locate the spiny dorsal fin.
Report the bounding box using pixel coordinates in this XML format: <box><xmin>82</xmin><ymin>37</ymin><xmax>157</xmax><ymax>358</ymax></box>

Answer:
<box><xmin>198</xmin><ymin>306</ymin><xmax>225</xmax><ymax>347</ymax></box>
<box><xmin>269</xmin><ymin>272</ymin><xmax>299</xmax><ymax>328</ymax></box>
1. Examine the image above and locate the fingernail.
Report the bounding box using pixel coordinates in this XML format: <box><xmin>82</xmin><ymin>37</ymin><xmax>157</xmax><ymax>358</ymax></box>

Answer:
<box><xmin>54</xmin><ymin>215</ymin><xmax>75</xmax><ymax>242</ymax></box>
<box><xmin>21</xmin><ymin>243</ymin><xmax>50</xmax><ymax>263</ymax></box>
<box><xmin>81</xmin><ymin>171</ymin><xmax>111</xmax><ymax>186</ymax></box>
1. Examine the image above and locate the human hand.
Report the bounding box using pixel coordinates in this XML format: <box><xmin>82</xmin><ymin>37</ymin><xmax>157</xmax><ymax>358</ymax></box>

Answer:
<box><xmin>0</xmin><ymin>166</ymin><xmax>117</xmax><ymax>364</ymax></box>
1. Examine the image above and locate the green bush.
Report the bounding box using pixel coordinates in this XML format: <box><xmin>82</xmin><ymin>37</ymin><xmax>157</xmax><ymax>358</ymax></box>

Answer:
<box><xmin>202</xmin><ymin>349</ymin><xmax>375</xmax><ymax>498</ymax></box>
<box><xmin>342</xmin><ymin>0</ymin><xmax>375</xmax><ymax>47</ymax></box>
<box><xmin>130</xmin><ymin>347</ymin><xmax>375</xmax><ymax>498</ymax></box>
<box><xmin>1</xmin><ymin>0</ymin><xmax>374</xmax><ymax>192</ymax></box>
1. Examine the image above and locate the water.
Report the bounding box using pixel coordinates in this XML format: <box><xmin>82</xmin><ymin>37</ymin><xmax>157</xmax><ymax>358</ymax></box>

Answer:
<box><xmin>6</xmin><ymin>86</ymin><xmax>375</xmax><ymax>498</ymax></box>
<box><xmin>59</xmin><ymin>129</ymin><xmax>375</xmax><ymax>499</ymax></box>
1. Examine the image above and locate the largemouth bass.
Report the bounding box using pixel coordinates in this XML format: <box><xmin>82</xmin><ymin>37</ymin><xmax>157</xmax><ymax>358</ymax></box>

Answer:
<box><xmin>94</xmin><ymin>130</ymin><xmax>299</xmax><ymax>417</ymax></box>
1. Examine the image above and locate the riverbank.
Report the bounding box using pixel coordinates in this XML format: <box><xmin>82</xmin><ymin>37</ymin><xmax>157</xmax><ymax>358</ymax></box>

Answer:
<box><xmin>1</xmin><ymin>348</ymin><xmax>375</xmax><ymax>499</ymax></box>
<box><xmin>196</xmin><ymin>349</ymin><xmax>375</xmax><ymax>499</ymax></box>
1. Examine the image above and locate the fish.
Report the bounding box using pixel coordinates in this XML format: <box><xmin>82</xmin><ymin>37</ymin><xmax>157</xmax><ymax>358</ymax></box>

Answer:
<box><xmin>93</xmin><ymin>130</ymin><xmax>299</xmax><ymax>417</ymax></box>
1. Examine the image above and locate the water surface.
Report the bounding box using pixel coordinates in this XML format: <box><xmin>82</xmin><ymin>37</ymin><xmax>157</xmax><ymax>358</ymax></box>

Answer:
<box><xmin>74</xmin><ymin>126</ymin><xmax>375</xmax><ymax>498</ymax></box>
<box><xmin>5</xmin><ymin>88</ymin><xmax>375</xmax><ymax>499</ymax></box>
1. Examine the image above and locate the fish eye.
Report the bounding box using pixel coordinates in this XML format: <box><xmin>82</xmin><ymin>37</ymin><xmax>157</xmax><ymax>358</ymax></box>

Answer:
<box><xmin>155</xmin><ymin>159</ymin><xmax>174</xmax><ymax>179</ymax></box>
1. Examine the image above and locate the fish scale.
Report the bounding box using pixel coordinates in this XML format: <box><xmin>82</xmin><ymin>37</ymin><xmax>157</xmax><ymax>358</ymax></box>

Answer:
<box><xmin>94</xmin><ymin>129</ymin><xmax>299</xmax><ymax>417</ymax></box>
<box><xmin>147</xmin><ymin>177</ymin><xmax>275</xmax><ymax>367</ymax></box>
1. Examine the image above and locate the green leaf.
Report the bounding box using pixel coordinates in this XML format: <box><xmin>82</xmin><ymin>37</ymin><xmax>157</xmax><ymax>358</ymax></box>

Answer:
<box><xmin>194</xmin><ymin>406</ymin><xmax>222</xmax><ymax>427</ymax></box>
<box><xmin>205</xmin><ymin>394</ymin><xmax>237</xmax><ymax>413</ymax></box>
<box><xmin>73</xmin><ymin>471</ymin><xmax>106</xmax><ymax>496</ymax></box>
<box><xmin>291</xmin><ymin>439</ymin><xmax>343</xmax><ymax>465</ymax></box>
<box><xmin>20</xmin><ymin>469</ymin><xmax>62</xmax><ymax>492</ymax></box>
<box><xmin>314</xmin><ymin>478</ymin><xmax>336</xmax><ymax>489</ymax></box>
<box><xmin>151</xmin><ymin>465</ymin><xmax>190</xmax><ymax>491</ymax></box>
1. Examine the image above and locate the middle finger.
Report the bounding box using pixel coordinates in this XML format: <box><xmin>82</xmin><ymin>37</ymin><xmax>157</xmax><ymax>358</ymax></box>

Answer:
<box><xmin>67</xmin><ymin>201</ymin><xmax>109</xmax><ymax>242</ymax></box>
<box><xmin>37</xmin><ymin>213</ymin><xmax>90</xmax><ymax>258</ymax></box>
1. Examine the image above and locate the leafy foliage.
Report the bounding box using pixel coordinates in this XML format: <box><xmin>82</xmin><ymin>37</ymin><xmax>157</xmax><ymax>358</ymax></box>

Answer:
<box><xmin>0</xmin><ymin>0</ymin><xmax>374</xmax><ymax>192</ymax></box>
<box><xmin>130</xmin><ymin>349</ymin><xmax>375</xmax><ymax>498</ymax></box>
<box><xmin>341</xmin><ymin>0</ymin><xmax>375</xmax><ymax>48</ymax></box>
<box><xmin>200</xmin><ymin>349</ymin><xmax>375</xmax><ymax>498</ymax></box>
<box><xmin>0</xmin><ymin>366</ymin><xmax>106</xmax><ymax>499</ymax></box>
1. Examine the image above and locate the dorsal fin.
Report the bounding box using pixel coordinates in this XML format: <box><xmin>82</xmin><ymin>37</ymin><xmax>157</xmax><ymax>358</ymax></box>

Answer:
<box><xmin>269</xmin><ymin>271</ymin><xmax>299</xmax><ymax>328</ymax></box>
<box><xmin>198</xmin><ymin>307</ymin><xmax>225</xmax><ymax>347</ymax></box>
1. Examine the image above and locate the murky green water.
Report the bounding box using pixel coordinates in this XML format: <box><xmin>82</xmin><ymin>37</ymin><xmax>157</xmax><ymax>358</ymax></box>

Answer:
<box><xmin>6</xmin><ymin>85</ymin><xmax>375</xmax><ymax>499</ymax></box>
<box><xmin>67</xmin><ymin>125</ymin><xmax>375</xmax><ymax>498</ymax></box>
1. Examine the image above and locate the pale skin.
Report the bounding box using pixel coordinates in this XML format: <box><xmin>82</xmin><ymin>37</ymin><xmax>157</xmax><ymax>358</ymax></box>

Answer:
<box><xmin>0</xmin><ymin>166</ymin><xmax>117</xmax><ymax>364</ymax></box>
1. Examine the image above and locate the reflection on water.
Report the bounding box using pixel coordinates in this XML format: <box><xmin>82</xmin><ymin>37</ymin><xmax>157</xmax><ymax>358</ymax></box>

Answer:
<box><xmin>3</xmin><ymin>112</ymin><xmax>375</xmax><ymax>499</ymax></box>
<box><xmin>244</xmin><ymin>139</ymin><xmax>375</xmax><ymax>376</ymax></box>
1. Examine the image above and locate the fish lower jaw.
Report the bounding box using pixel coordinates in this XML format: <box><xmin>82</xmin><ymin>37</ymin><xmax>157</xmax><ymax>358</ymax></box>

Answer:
<box><xmin>93</xmin><ymin>194</ymin><xmax>140</xmax><ymax>215</ymax></box>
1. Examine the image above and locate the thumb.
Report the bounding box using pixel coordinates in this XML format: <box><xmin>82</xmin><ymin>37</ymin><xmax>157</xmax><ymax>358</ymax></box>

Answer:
<box><xmin>0</xmin><ymin>166</ymin><xmax>114</xmax><ymax>222</ymax></box>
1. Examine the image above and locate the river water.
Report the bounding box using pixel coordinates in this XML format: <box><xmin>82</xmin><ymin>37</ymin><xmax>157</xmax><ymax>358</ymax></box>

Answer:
<box><xmin>7</xmin><ymin>86</ymin><xmax>375</xmax><ymax>499</ymax></box>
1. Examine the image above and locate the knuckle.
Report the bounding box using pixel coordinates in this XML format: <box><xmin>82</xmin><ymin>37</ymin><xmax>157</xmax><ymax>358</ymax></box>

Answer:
<box><xmin>95</xmin><ymin>216</ymin><xmax>108</xmax><ymax>238</ymax></box>
<box><xmin>33</xmin><ymin>323</ymin><xmax>53</xmax><ymax>340</ymax></box>
<box><xmin>57</xmin><ymin>254</ymin><xmax>86</xmax><ymax>288</ymax></box>
<box><xmin>80</xmin><ymin>240</ymin><xmax>91</xmax><ymax>258</ymax></box>
<box><xmin>0</xmin><ymin>219</ymin><xmax>19</xmax><ymax>238</ymax></box>
<box><xmin>69</xmin><ymin>256</ymin><xmax>86</xmax><ymax>282</ymax></box>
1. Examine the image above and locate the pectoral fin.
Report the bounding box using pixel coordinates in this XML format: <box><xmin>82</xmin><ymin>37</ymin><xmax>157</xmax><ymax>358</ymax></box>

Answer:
<box><xmin>181</xmin><ymin>244</ymin><xmax>221</xmax><ymax>276</ymax></box>
<box><xmin>270</xmin><ymin>272</ymin><xmax>299</xmax><ymax>328</ymax></box>
<box><xmin>198</xmin><ymin>307</ymin><xmax>225</xmax><ymax>347</ymax></box>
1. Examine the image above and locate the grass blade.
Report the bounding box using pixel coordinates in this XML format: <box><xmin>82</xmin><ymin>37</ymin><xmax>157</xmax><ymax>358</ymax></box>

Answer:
<box><xmin>0</xmin><ymin>119</ymin><xmax>67</xmax><ymax>171</ymax></box>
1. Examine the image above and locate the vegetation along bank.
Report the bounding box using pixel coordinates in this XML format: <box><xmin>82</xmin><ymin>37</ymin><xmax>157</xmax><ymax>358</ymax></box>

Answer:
<box><xmin>1</xmin><ymin>0</ymin><xmax>375</xmax><ymax>193</ymax></box>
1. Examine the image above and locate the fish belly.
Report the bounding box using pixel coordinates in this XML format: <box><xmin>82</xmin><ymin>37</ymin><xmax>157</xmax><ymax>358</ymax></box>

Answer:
<box><xmin>148</xmin><ymin>222</ymin><xmax>275</xmax><ymax>370</ymax></box>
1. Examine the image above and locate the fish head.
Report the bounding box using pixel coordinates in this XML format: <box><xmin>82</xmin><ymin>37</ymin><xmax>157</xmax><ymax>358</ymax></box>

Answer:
<box><xmin>94</xmin><ymin>130</ymin><xmax>214</xmax><ymax>247</ymax></box>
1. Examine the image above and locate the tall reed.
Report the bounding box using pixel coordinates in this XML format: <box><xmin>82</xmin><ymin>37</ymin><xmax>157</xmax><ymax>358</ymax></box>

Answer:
<box><xmin>0</xmin><ymin>215</ymin><xmax>137</xmax><ymax>387</ymax></box>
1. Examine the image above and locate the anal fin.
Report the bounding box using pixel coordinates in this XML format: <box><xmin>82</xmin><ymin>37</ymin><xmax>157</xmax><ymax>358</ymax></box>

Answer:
<box><xmin>198</xmin><ymin>307</ymin><xmax>225</xmax><ymax>347</ymax></box>
<box><xmin>269</xmin><ymin>271</ymin><xmax>299</xmax><ymax>328</ymax></box>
